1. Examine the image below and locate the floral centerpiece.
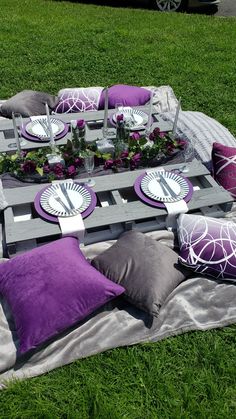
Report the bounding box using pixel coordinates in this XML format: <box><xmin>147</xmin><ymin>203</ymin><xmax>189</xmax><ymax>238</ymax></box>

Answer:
<box><xmin>0</xmin><ymin>119</ymin><xmax>186</xmax><ymax>182</ymax></box>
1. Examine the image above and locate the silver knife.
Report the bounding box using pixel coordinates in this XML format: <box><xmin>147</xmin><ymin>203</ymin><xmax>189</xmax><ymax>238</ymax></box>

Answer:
<box><xmin>60</xmin><ymin>183</ymin><xmax>75</xmax><ymax>210</ymax></box>
<box><xmin>159</xmin><ymin>173</ymin><xmax>178</xmax><ymax>198</ymax></box>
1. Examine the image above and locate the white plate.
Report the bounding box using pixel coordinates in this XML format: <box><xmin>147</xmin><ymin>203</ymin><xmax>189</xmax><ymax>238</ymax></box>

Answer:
<box><xmin>141</xmin><ymin>171</ymin><xmax>189</xmax><ymax>203</ymax></box>
<box><xmin>112</xmin><ymin>107</ymin><xmax>148</xmax><ymax>131</ymax></box>
<box><xmin>40</xmin><ymin>182</ymin><xmax>91</xmax><ymax>217</ymax></box>
<box><xmin>26</xmin><ymin>118</ymin><xmax>65</xmax><ymax>139</ymax></box>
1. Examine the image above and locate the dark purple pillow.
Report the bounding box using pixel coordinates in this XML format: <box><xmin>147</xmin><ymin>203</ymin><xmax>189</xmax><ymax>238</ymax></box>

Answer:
<box><xmin>212</xmin><ymin>142</ymin><xmax>236</xmax><ymax>198</ymax></box>
<box><xmin>177</xmin><ymin>213</ymin><xmax>236</xmax><ymax>281</ymax></box>
<box><xmin>0</xmin><ymin>237</ymin><xmax>124</xmax><ymax>354</ymax></box>
<box><xmin>98</xmin><ymin>84</ymin><xmax>151</xmax><ymax>110</ymax></box>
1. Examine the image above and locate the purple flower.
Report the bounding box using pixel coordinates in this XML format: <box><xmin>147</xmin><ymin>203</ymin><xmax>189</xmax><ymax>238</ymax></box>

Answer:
<box><xmin>104</xmin><ymin>159</ymin><xmax>114</xmax><ymax>170</ymax></box>
<box><xmin>120</xmin><ymin>150</ymin><xmax>129</xmax><ymax>158</ymax></box>
<box><xmin>74</xmin><ymin>157</ymin><xmax>83</xmax><ymax>167</ymax></box>
<box><xmin>116</xmin><ymin>114</ymin><xmax>124</xmax><ymax>122</ymax></box>
<box><xmin>130</xmin><ymin>153</ymin><xmax>141</xmax><ymax>170</ymax></box>
<box><xmin>159</xmin><ymin>131</ymin><xmax>166</xmax><ymax>138</ymax></box>
<box><xmin>149</xmin><ymin>132</ymin><xmax>155</xmax><ymax>141</ymax></box>
<box><xmin>132</xmin><ymin>153</ymin><xmax>141</xmax><ymax>162</ymax></box>
<box><xmin>153</xmin><ymin>127</ymin><xmax>161</xmax><ymax>136</ymax></box>
<box><xmin>53</xmin><ymin>163</ymin><xmax>64</xmax><ymax>177</ymax></box>
<box><xmin>22</xmin><ymin>160</ymin><xmax>36</xmax><ymax>174</ymax></box>
<box><xmin>67</xmin><ymin>165</ymin><xmax>77</xmax><ymax>177</ymax></box>
<box><xmin>177</xmin><ymin>138</ymin><xmax>187</xmax><ymax>148</ymax></box>
<box><xmin>130</xmin><ymin>132</ymin><xmax>141</xmax><ymax>141</ymax></box>
<box><xmin>76</xmin><ymin>119</ymin><xmax>85</xmax><ymax>129</ymax></box>
<box><xmin>43</xmin><ymin>164</ymin><xmax>51</xmax><ymax>174</ymax></box>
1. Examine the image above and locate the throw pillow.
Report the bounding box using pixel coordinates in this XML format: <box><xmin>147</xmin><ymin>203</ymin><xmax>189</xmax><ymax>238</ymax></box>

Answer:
<box><xmin>177</xmin><ymin>213</ymin><xmax>236</xmax><ymax>281</ymax></box>
<box><xmin>98</xmin><ymin>84</ymin><xmax>151</xmax><ymax>110</ymax></box>
<box><xmin>0</xmin><ymin>90</ymin><xmax>59</xmax><ymax>118</ymax></box>
<box><xmin>54</xmin><ymin>87</ymin><xmax>103</xmax><ymax>113</ymax></box>
<box><xmin>212</xmin><ymin>142</ymin><xmax>236</xmax><ymax>198</ymax></box>
<box><xmin>91</xmin><ymin>230</ymin><xmax>186</xmax><ymax>316</ymax></box>
<box><xmin>0</xmin><ymin>237</ymin><xmax>125</xmax><ymax>354</ymax></box>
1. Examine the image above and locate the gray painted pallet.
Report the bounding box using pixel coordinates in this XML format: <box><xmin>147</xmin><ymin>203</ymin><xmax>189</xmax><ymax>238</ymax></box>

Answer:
<box><xmin>2</xmin><ymin>159</ymin><xmax>234</xmax><ymax>257</ymax></box>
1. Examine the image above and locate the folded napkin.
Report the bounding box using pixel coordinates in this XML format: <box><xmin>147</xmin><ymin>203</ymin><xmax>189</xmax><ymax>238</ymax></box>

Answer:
<box><xmin>52</xmin><ymin>180</ymin><xmax>85</xmax><ymax>244</ymax></box>
<box><xmin>146</xmin><ymin>168</ymin><xmax>188</xmax><ymax>231</ymax></box>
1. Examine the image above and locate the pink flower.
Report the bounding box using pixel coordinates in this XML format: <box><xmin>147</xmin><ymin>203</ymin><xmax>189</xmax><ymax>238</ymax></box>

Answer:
<box><xmin>159</xmin><ymin>131</ymin><xmax>166</xmax><ymax>138</ymax></box>
<box><xmin>130</xmin><ymin>132</ymin><xmax>141</xmax><ymax>141</ymax></box>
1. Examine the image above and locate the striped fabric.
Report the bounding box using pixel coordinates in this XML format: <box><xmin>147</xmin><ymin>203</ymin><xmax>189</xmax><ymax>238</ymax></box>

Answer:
<box><xmin>159</xmin><ymin>111</ymin><xmax>236</xmax><ymax>164</ymax></box>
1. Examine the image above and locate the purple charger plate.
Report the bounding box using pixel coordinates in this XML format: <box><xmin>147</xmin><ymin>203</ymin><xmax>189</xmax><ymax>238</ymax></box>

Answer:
<box><xmin>21</xmin><ymin>119</ymin><xmax>69</xmax><ymax>143</ymax></box>
<box><xmin>134</xmin><ymin>171</ymin><xmax>193</xmax><ymax>209</ymax></box>
<box><xmin>34</xmin><ymin>183</ymin><xmax>97</xmax><ymax>223</ymax></box>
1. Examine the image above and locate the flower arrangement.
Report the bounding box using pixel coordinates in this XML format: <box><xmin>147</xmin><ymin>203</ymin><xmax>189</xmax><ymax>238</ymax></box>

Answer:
<box><xmin>103</xmin><ymin>127</ymin><xmax>186</xmax><ymax>172</ymax></box>
<box><xmin>0</xmin><ymin>121</ymin><xmax>185</xmax><ymax>182</ymax></box>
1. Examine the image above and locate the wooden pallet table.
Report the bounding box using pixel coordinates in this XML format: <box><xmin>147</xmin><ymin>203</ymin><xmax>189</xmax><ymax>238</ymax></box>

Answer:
<box><xmin>2</xmin><ymin>159</ymin><xmax>234</xmax><ymax>257</ymax></box>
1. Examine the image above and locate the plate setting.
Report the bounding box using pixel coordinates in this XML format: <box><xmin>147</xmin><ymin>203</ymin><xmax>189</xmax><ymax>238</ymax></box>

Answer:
<box><xmin>111</xmin><ymin>107</ymin><xmax>148</xmax><ymax>131</ymax></box>
<box><xmin>134</xmin><ymin>170</ymin><xmax>194</xmax><ymax>209</ymax></box>
<box><xmin>22</xmin><ymin>117</ymin><xmax>69</xmax><ymax>142</ymax></box>
<box><xmin>141</xmin><ymin>171</ymin><xmax>189</xmax><ymax>203</ymax></box>
<box><xmin>40</xmin><ymin>182</ymin><xmax>92</xmax><ymax>217</ymax></box>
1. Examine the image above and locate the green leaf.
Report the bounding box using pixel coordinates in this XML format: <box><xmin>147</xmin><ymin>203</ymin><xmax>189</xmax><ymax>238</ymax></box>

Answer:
<box><xmin>36</xmin><ymin>167</ymin><xmax>44</xmax><ymax>176</ymax></box>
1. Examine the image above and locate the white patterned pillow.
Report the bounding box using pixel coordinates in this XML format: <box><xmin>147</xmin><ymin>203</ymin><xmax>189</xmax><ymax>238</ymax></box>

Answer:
<box><xmin>177</xmin><ymin>213</ymin><xmax>236</xmax><ymax>281</ymax></box>
<box><xmin>54</xmin><ymin>87</ymin><xmax>103</xmax><ymax>114</ymax></box>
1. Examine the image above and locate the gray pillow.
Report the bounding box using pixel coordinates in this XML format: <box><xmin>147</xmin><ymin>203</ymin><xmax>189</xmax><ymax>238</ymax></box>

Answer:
<box><xmin>0</xmin><ymin>90</ymin><xmax>59</xmax><ymax>118</ymax></box>
<box><xmin>91</xmin><ymin>230</ymin><xmax>187</xmax><ymax>316</ymax></box>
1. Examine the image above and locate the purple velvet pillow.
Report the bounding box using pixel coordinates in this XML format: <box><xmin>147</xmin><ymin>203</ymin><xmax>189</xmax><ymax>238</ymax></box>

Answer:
<box><xmin>0</xmin><ymin>238</ymin><xmax>124</xmax><ymax>354</ymax></box>
<box><xmin>177</xmin><ymin>213</ymin><xmax>236</xmax><ymax>281</ymax></box>
<box><xmin>212</xmin><ymin>142</ymin><xmax>236</xmax><ymax>198</ymax></box>
<box><xmin>54</xmin><ymin>87</ymin><xmax>103</xmax><ymax>114</ymax></box>
<box><xmin>98</xmin><ymin>84</ymin><xmax>151</xmax><ymax>110</ymax></box>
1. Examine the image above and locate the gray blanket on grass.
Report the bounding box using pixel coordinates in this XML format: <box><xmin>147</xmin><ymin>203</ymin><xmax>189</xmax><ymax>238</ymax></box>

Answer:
<box><xmin>0</xmin><ymin>230</ymin><xmax>236</xmax><ymax>389</ymax></box>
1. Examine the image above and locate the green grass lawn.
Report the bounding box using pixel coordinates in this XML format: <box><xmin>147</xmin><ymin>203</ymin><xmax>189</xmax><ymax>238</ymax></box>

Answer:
<box><xmin>0</xmin><ymin>1</ymin><xmax>236</xmax><ymax>417</ymax></box>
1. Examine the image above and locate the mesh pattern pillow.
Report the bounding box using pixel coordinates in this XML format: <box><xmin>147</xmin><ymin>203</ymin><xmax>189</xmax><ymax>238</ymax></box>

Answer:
<box><xmin>54</xmin><ymin>87</ymin><xmax>103</xmax><ymax>113</ymax></box>
<box><xmin>177</xmin><ymin>213</ymin><xmax>236</xmax><ymax>281</ymax></box>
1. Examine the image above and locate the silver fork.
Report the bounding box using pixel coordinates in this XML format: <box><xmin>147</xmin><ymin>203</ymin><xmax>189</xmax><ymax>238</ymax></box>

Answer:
<box><xmin>52</xmin><ymin>192</ymin><xmax>71</xmax><ymax>213</ymax></box>
<box><xmin>155</xmin><ymin>173</ymin><xmax>169</xmax><ymax>197</ymax></box>
<box><xmin>38</xmin><ymin>119</ymin><xmax>50</xmax><ymax>137</ymax></box>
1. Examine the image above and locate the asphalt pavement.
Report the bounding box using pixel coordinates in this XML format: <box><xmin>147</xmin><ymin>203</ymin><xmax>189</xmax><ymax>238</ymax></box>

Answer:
<box><xmin>215</xmin><ymin>0</ymin><xmax>236</xmax><ymax>17</ymax></box>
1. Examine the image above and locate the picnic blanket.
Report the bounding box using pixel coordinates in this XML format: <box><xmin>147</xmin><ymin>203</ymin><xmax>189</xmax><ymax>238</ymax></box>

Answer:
<box><xmin>0</xmin><ymin>229</ymin><xmax>236</xmax><ymax>389</ymax></box>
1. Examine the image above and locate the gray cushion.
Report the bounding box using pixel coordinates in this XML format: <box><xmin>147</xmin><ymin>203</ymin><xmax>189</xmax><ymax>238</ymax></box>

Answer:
<box><xmin>91</xmin><ymin>230</ymin><xmax>187</xmax><ymax>316</ymax></box>
<box><xmin>0</xmin><ymin>90</ymin><xmax>59</xmax><ymax>118</ymax></box>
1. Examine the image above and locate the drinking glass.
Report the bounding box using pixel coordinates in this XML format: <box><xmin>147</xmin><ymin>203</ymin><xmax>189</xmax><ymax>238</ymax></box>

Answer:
<box><xmin>14</xmin><ymin>113</ymin><xmax>27</xmax><ymax>146</ymax></box>
<box><xmin>181</xmin><ymin>139</ymin><xmax>195</xmax><ymax>173</ymax></box>
<box><xmin>84</xmin><ymin>154</ymin><xmax>95</xmax><ymax>187</ymax></box>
